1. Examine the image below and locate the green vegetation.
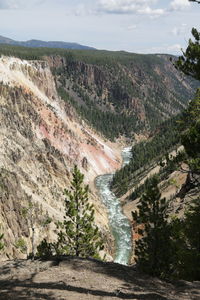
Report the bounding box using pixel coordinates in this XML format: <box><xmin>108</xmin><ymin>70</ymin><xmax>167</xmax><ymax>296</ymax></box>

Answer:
<box><xmin>132</xmin><ymin>175</ymin><xmax>200</xmax><ymax>280</ymax></box>
<box><xmin>58</xmin><ymin>87</ymin><xmax>139</xmax><ymax>141</ymax></box>
<box><xmin>170</xmin><ymin>198</ymin><xmax>200</xmax><ymax>280</ymax></box>
<box><xmin>0</xmin><ymin>43</ymin><xmax>162</xmax><ymax>65</ymax></box>
<box><xmin>62</xmin><ymin>165</ymin><xmax>104</xmax><ymax>257</ymax></box>
<box><xmin>176</xmin><ymin>28</ymin><xmax>200</xmax><ymax>82</ymax></box>
<box><xmin>176</xmin><ymin>27</ymin><xmax>200</xmax><ymax>173</ymax></box>
<box><xmin>15</xmin><ymin>238</ymin><xmax>27</xmax><ymax>254</ymax></box>
<box><xmin>0</xmin><ymin>43</ymin><xmax>197</xmax><ymax>140</ymax></box>
<box><xmin>132</xmin><ymin>25</ymin><xmax>200</xmax><ymax>281</ymax></box>
<box><xmin>180</xmin><ymin>89</ymin><xmax>200</xmax><ymax>173</ymax></box>
<box><xmin>0</xmin><ymin>44</ymin><xmax>79</xmax><ymax>61</ymax></box>
<box><xmin>55</xmin><ymin>50</ymin><xmax>196</xmax><ymax>139</ymax></box>
<box><xmin>37</xmin><ymin>166</ymin><xmax>104</xmax><ymax>259</ymax></box>
<box><xmin>37</xmin><ymin>239</ymin><xmax>57</xmax><ymax>259</ymax></box>
<box><xmin>132</xmin><ymin>176</ymin><xmax>171</xmax><ymax>278</ymax></box>
<box><xmin>0</xmin><ymin>43</ymin><xmax>164</xmax><ymax>65</ymax></box>
<box><xmin>111</xmin><ymin>116</ymin><xmax>180</xmax><ymax>196</ymax></box>
<box><xmin>170</xmin><ymin>84</ymin><xmax>200</xmax><ymax>281</ymax></box>
<box><xmin>181</xmin><ymin>198</ymin><xmax>200</xmax><ymax>279</ymax></box>
<box><xmin>129</xmin><ymin>150</ymin><xmax>187</xmax><ymax>202</ymax></box>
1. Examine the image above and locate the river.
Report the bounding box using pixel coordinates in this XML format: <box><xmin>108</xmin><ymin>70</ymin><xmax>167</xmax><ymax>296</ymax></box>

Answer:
<box><xmin>95</xmin><ymin>147</ymin><xmax>132</xmax><ymax>265</ymax></box>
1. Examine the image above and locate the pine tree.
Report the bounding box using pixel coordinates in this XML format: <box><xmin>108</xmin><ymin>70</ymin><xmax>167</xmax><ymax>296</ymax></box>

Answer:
<box><xmin>180</xmin><ymin>90</ymin><xmax>200</xmax><ymax>174</ymax></box>
<box><xmin>170</xmin><ymin>198</ymin><xmax>200</xmax><ymax>281</ymax></box>
<box><xmin>176</xmin><ymin>27</ymin><xmax>200</xmax><ymax>81</ymax></box>
<box><xmin>132</xmin><ymin>176</ymin><xmax>171</xmax><ymax>278</ymax></box>
<box><xmin>62</xmin><ymin>165</ymin><xmax>104</xmax><ymax>258</ymax></box>
<box><xmin>37</xmin><ymin>166</ymin><xmax>104</xmax><ymax>259</ymax></box>
<box><xmin>182</xmin><ymin>198</ymin><xmax>200</xmax><ymax>280</ymax></box>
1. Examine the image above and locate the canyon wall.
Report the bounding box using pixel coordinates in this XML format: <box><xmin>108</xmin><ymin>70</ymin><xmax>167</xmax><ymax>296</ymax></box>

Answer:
<box><xmin>0</xmin><ymin>56</ymin><xmax>121</xmax><ymax>260</ymax></box>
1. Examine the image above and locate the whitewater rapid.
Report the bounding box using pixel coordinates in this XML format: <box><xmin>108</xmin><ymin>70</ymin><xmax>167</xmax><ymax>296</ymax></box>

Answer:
<box><xmin>95</xmin><ymin>147</ymin><xmax>132</xmax><ymax>265</ymax></box>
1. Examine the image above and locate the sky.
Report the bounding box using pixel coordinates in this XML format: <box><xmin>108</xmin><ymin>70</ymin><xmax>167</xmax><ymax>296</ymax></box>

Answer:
<box><xmin>0</xmin><ymin>0</ymin><xmax>200</xmax><ymax>55</ymax></box>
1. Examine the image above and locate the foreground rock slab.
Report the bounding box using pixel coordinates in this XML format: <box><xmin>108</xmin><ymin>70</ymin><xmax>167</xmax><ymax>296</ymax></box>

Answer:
<box><xmin>0</xmin><ymin>257</ymin><xmax>199</xmax><ymax>300</ymax></box>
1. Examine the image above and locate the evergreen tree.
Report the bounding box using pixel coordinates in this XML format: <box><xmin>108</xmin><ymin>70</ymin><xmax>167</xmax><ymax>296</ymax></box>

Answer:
<box><xmin>38</xmin><ymin>166</ymin><xmax>104</xmax><ymax>259</ymax></box>
<box><xmin>180</xmin><ymin>90</ymin><xmax>200</xmax><ymax>173</ymax></box>
<box><xmin>176</xmin><ymin>27</ymin><xmax>200</xmax><ymax>81</ymax></box>
<box><xmin>171</xmin><ymin>21</ymin><xmax>200</xmax><ymax>279</ymax></box>
<box><xmin>132</xmin><ymin>176</ymin><xmax>171</xmax><ymax>278</ymax></box>
<box><xmin>182</xmin><ymin>198</ymin><xmax>200</xmax><ymax>280</ymax></box>
<box><xmin>170</xmin><ymin>198</ymin><xmax>200</xmax><ymax>280</ymax></box>
<box><xmin>37</xmin><ymin>166</ymin><xmax>104</xmax><ymax>258</ymax></box>
<box><xmin>62</xmin><ymin>165</ymin><xmax>104</xmax><ymax>257</ymax></box>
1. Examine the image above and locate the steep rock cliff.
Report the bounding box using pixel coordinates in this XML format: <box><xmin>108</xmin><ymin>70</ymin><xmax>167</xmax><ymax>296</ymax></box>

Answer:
<box><xmin>0</xmin><ymin>56</ymin><xmax>121</xmax><ymax>260</ymax></box>
<box><xmin>47</xmin><ymin>52</ymin><xmax>198</xmax><ymax>140</ymax></box>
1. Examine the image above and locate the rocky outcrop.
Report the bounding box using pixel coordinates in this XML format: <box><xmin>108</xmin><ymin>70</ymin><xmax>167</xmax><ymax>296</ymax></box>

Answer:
<box><xmin>0</xmin><ymin>56</ymin><xmax>121</xmax><ymax>260</ymax></box>
<box><xmin>48</xmin><ymin>53</ymin><xmax>198</xmax><ymax>131</ymax></box>
<box><xmin>0</xmin><ymin>52</ymin><xmax>197</xmax><ymax>261</ymax></box>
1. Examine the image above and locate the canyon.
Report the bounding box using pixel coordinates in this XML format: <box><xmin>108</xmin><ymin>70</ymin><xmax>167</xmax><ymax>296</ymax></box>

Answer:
<box><xmin>0</xmin><ymin>55</ymin><xmax>122</xmax><ymax>260</ymax></box>
<box><xmin>0</xmin><ymin>49</ymin><xmax>197</xmax><ymax>261</ymax></box>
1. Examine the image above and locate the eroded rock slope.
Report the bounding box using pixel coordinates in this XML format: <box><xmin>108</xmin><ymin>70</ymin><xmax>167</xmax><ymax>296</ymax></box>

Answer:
<box><xmin>0</xmin><ymin>56</ymin><xmax>121</xmax><ymax>259</ymax></box>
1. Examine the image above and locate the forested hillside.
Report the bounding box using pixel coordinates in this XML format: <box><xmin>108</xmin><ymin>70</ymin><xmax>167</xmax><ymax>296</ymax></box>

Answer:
<box><xmin>111</xmin><ymin>116</ymin><xmax>181</xmax><ymax>196</ymax></box>
<box><xmin>0</xmin><ymin>44</ymin><xmax>198</xmax><ymax>140</ymax></box>
<box><xmin>52</xmin><ymin>51</ymin><xmax>198</xmax><ymax>140</ymax></box>
<box><xmin>130</xmin><ymin>89</ymin><xmax>200</xmax><ymax>281</ymax></box>
<box><xmin>112</xmin><ymin>28</ymin><xmax>200</xmax><ymax>197</ymax></box>
<box><xmin>118</xmin><ymin>26</ymin><xmax>200</xmax><ymax>281</ymax></box>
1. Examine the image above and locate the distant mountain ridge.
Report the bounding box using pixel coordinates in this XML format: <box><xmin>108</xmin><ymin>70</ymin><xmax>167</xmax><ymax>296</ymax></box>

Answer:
<box><xmin>0</xmin><ymin>35</ymin><xmax>95</xmax><ymax>50</ymax></box>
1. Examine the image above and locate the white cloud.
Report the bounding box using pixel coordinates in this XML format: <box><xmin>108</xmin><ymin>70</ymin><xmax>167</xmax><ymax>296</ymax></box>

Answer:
<box><xmin>74</xmin><ymin>4</ymin><xmax>91</xmax><ymax>16</ymax></box>
<box><xmin>137</xmin><ymin>43</ymin><xmax>183</xmax><ymax>54</ymax></box>
<box><xmin>169</xmin><ymin>0</ymin><xmax>190</xmax><ymax>11</ymax></box>
<box><xmin>0</xmin><ymin>0</ymin><xmax>19</xmax><ymax>9</ymax></box>
<box><xmin>97</xmin><ymin>0</ymin><xmax>165</xmax><ymax>17</ymax></box>
<box><xmin>171</xmin><ymin>23</ymin><xmax>187</xmax><ymax>36</ymax></box>
<box><xmin>138</xmin><ymin>6</ymin><xmax>165</xmax><ymax>18</ymax></box>
<box><xmin>0</xmin><ymin>0</ymin><xmax>45</xmax><ymax>9</ymax></box>
<box><xmin>166</xmin><ymin>43</ymin><xmax>183</xmax><ymax>53</ymax></box>
<box><xmin>127</xmin><ymin>24</ymin><xmax>137</xmax><ymax>31</ymax></box>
